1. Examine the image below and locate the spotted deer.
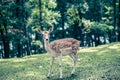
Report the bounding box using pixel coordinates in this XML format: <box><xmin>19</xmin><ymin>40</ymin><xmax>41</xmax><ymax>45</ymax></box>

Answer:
<box><xmin>38</xmin><ymin>26</ymin><xmax>80</xmax><ymax>80</ymax></box>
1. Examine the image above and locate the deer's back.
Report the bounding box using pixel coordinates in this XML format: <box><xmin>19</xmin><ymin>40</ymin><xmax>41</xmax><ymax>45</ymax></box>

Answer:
<box><xmin>49</xmin><ymin>38</ymin><xmax>80</xmax><ymax>53</ymax></box>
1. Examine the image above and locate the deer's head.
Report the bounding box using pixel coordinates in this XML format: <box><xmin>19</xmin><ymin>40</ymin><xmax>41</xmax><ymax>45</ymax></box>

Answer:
<box><xmin>38</xmin><ymin>26</ymin><xmax>53</xmax><ymax>41</ymax></box>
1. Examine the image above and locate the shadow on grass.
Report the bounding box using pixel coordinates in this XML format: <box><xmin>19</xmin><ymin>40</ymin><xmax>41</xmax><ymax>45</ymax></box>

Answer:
<box><xmin>45</xmin><ymin>74</ymin><xmax>78</xmax><ymax>80</ymax></box>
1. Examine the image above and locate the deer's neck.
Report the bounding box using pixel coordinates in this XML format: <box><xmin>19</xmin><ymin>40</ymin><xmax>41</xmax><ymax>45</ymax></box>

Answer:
<box><xmin>44</xmin><ymin>40</ymin><xmax>50</xmax><ymax>51</ymax></box>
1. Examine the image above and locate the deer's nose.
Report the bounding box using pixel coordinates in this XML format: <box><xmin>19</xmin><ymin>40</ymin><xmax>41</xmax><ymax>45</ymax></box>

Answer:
<box><xmin>46</xmin><ymin>39</ymin><xmax>49</xmax><ymax>41</ymax></box>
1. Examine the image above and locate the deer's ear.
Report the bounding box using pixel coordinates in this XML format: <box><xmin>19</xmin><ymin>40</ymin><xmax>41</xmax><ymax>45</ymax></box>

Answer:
<box><xmin>49</xmin><ymin>26</ymin><xmax>54</xmax><ymax>32</ymax></box>
<box><xmin>38</xmin><ymin>29</ymin><xmax>43</xmax><ymax>34</ymax></box>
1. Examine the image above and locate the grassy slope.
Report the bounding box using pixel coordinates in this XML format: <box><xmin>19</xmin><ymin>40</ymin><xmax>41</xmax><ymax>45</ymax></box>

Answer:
<box><xmin>0</xmin><ymin>42</ymin><xmax>120</xmax><ymax>80</ymax></box>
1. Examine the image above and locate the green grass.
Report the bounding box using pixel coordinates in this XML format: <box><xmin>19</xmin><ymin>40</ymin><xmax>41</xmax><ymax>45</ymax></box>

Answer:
<box><xmin>0</xmin><ymin>42</ymin><xmax>120</xmax><ymax>80</ymax></box>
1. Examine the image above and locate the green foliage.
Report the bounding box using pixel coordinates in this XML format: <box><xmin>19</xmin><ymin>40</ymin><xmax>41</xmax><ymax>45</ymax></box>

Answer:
<box><xmin>67</xmin><ymin>0</ymin><xmax>88</xmax><ymax>25</ymax></box>
<box><xmin>67</xmin><ymin>5</ymin><xmax>80</xmax><ymax>25</ymax></box>
<box><xmin>29</xmin><ymin>0</ymin><xmax>60</xmax><ymax>29</ymax></box>
<box><xmin>32</xmin><ymin>40</ymin><xmax>43</xmax><ymax>48</ymax></box>
<box><xmin>0</xmin><ymin>0</ymin><xmax>119</xmax><ymax>58</ymax></box>
<box><xmin>90</xmin><ymin>22</ymin><xmax>114</xmax><ymax>35</ymax></box>
<box><xmin>81</xmin><ymin>19</ymin><xmax>114</xmax><ymax>36</ymax></box>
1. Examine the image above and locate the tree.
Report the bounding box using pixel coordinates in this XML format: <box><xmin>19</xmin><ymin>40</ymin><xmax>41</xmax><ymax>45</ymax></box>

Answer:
<box><xmin>0</xmin><ymin>0</ymin><xmax>120</xmax><ymax>58</ymax></box>
<box><xmin>22</xmin><ymin>0</ymin><xmax>31</xmax><ymax>56</ymax></box>
<box><xmin>27</xmin><ymin>0</ymin><xmax>60</xmax><ymax>53</ymax></box>
<box><xmin>66</xmin><ymin>0</ymin><xmax>88</xmax><ymax>46</ymax></box>
<box><xmin>0</xmin><ymin>1</ymin><xmax>13</xmax><ymax>58</ymax></box>
<box><xmin>113</xmin><ymin>0</ymin><xmax>117</xmax><ymax>42</ymax></box>
<box><xmin>56</xmin><ymin>0</ymin><xmax>67</xmax><ymax>38</ymax></box>
<box><xmin>117</xmin><ymin>0</ymin><xmax>120</xmax><ymax>41</ymax></box>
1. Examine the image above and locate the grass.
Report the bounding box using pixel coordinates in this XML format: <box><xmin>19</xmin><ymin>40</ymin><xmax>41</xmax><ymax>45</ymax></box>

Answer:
<box><xmin>0</xmin><ymin>42</ymin><xmax>120</xmax><ymax>80</ymax></box>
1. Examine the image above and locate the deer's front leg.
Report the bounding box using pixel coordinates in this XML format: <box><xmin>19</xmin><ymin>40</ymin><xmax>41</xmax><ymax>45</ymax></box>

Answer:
<box><xmin>70</xmin><ymin>53</ymin><xmax>78</xmax><ymax>77</ymax></box>
<box><xmin>59</xmin><ymin>55</ymin><xmax>63</xmax><ymax>80</ymax></box>
<box><xmin>47</xmin><ymin>57</ymin><xmax>54</xmax><ymax>78</ymax></box>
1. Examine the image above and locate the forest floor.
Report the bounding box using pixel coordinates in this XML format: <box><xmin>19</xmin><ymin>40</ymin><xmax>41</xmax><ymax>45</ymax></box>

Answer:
<box><xmin>0</xmin><ymin>42</ymin><xmax>120</xmax><ymax>80</ymax></box>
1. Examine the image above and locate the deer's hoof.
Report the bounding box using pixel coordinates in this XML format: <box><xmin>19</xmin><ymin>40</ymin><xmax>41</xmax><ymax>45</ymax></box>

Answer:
<box><xmin>71</xmin><ymin>74</ymin><xmax>75</xmax><ymax>78</ymax></box>
<box><xmin>47</xmin><ymin>76</ymin><xmax>50</xmax><ymax>79</ymax></box>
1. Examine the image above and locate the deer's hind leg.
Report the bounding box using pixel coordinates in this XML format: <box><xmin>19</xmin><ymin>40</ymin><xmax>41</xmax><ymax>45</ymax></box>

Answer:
<box><xmin>69</xmin><ymin>52</ymin><xmax>78</xmax><ymax>76</ymax></box>
<box><xmin>58</xmin><ymin>54</ymin><xmax>63</xmax><ymax>79</ymax></box>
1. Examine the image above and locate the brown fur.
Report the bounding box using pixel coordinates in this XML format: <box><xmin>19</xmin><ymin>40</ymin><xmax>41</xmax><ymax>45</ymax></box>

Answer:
<box><xmin>49</xmin><ymin>38</ymin><xmax>80</xmax><ymax>53</ymax></box>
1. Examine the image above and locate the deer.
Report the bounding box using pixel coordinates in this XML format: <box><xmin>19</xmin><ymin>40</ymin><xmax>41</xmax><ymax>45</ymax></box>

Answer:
<box><xmin>38</xmin><ymin>26</ymin><xmax>80</xmax><ymax>80</ymax></box>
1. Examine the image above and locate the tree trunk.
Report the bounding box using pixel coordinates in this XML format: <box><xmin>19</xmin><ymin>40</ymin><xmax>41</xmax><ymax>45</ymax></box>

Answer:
<box><xmin>0</xmin><ymin>3</ymin><xmax>10</xmax><ymax>58</ymax></box>
<box><xmin>3</xmin><ymin>41</ymin><xmax>9</xmax><ymax>58</ymax></box>
<box><xmin>22</xmin><ymin>0</ymin><xmax>31</xmax><ymax>55</ymax></box>
<box><xmin>118</xmin><ymin>0</ymin><xmax>120</xmax><ymax>41</ymax></box>
<box><xmin>73</xmin><ymin>21</ymin><xmax>79</xmax><ymax>40</ymax></box>
<box><xmin>17</xmin><ymin>39</ymin><xmax>22</xmax><ymax>57</ymax></box>
<box><xmin>25</xmin><ymin>27</ymin><xmax>31</xmax><ymax>55</ymax></box>
<box><xmin>24</xmin><ymin>25</ymin><xmax>31</xmax><ymax>55</ymax></box>
<box><xmin>91</xmin><ymin>35</ymin><xmax>94</xmax><ymax>47</ymax></box>
<box><xmin>77</xmin><ymin>7</ymin><xmax>85</xmax><ymax>46</ymax></box>
<box><xmin>95</xmin><ymin>35</ymin><xmax>98</xmax><ymax>46</ymax></box>
<box><xmin>39</xmin><ymin>0</ymin><xmax>43</xmax><ymax>29</ymax></box>
<box><xmin>3</xmin><ymin>21</ymin><xmax>10</xmax><ymax>58</ymax></box>
<box><xmin>61</xmin><ymin>10</ymin><xmax>65</xmax><ymax>38</ymax></box>
<box><xmin>103</xmin><ymin>35</ymin><xmax>106</xmax><ymax>44</ymax></box>
<box><xmin>0</xmin><ymin>41</ymin><xmax>3</xmax><ymax>58</ymax></box>
<box><xmin>113</xmin><ymin>0</ymin><xmax>117</xmax><ymax>42</ymax></box>
<box><xmin>99</xmin><ymin>0</ymin><xmax>103</xmax><ymax>21</ymax></box>
<box><xmin>98</xmin><ymin>0</ymin><xmax>103</xmax><ymax>21</ymax></box>
<box><xmin>98</xmin><ymin>35</ymin><xmax>100</xmax><ymax>45</ymax></box>
<box><xmin>0</xmin><ymin>31</ymin><xmax>9</xmax><ymax>58</ymax></box>
<box><xmin>15</xmin><ymin>0</ymin><xmax>23</xmax><ymax>57</ymax></box>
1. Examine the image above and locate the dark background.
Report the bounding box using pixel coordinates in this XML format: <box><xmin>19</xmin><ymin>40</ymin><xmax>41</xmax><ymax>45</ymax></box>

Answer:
<box><xmin>0</xmin><ymin>0</ymin><xmax>120</xmax><ymax>58</ymax></box>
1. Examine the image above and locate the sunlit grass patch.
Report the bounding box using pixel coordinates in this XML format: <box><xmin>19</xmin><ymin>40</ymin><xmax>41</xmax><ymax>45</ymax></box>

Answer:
<box><xmin>79</xmin><ymin>48</ymin><xmax>98</xmax><ymax>53</ymax></box>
